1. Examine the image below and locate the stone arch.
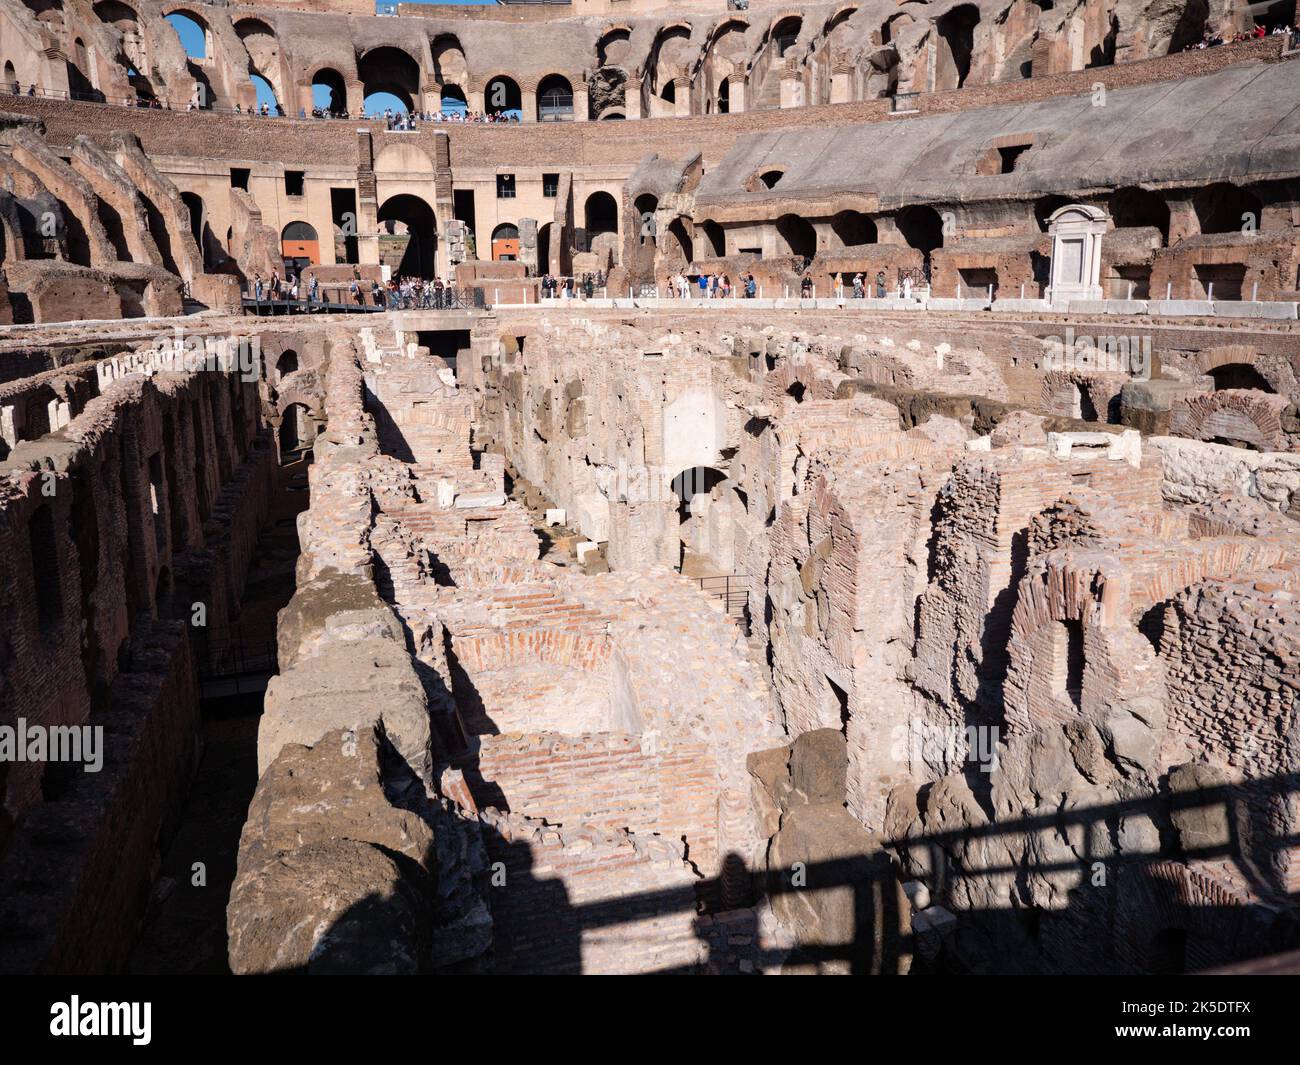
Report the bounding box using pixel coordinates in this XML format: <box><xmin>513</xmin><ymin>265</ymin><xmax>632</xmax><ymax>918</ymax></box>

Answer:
<box><xmin>584</xmin><ymin>191</ymin><xmax>618</xmax><ymax>239</ymax></box>
<box><xmin>483</xmin><ymin>73</ymin><xmax>521</xmax><ymax>117</ymax></box>
<box><xmin>775</xmin><ymin>214</ymin><xmax>817</xmax><ymax>260</ymax></box>
<box><xmin>1041</xmin><ymin>370</ymin><xmax>1115</xmax><ymax>422</ymax></box>
<box><xmin>164</xmin><ymin>8</ymin><xmax>210</xmax><ymax>60</ymax></box>
<box><xmin>377</xmin><ymin>193</ymin><xmax>438</xmax><ymax>278</ymax></box>
<box><xmin>897</xmin><ymin>204</ymin><xmax>945</xmax><ymax>272</ymax></box>
<box><xmin>235</xmin><ymin>17</ymin><xmax>286</xmax><ymax>111</ymax></box>
<box><xmin>358</xmin><ymin>44</ymin><xmax>422</xmax><ymax>111</ymax></box>
<box><xmin>831</xmin><ymin>209</ymin><xmax>877</xmax><ymax>248</ymax></box>
<box><xmin>310</xmin><ymin>66</ymin><xmax>347</xmax><ymax>114</ymax></box>
<box><xmin>596</xmin><ymin>25</ymin><xmax>632</xmax><ymax>67</ymax></box>
<box><xmin>1171</xmin><ymin>390</ymin><xmax>1288</xmax><ymax>453</ymax></box>
<box><xmin>537</xmin><ymin>73</ymin><xmax>573</xmax><ymax>122</ymax></box>
<box><xmin>430</xmin><ymin>33</ymin><xmax>467</xmax><ymax>86</ymax></box>
<box><xmin>276</xmin><ymin>347</ymin><xmax>299</xmax><ymax>381</ymax></box>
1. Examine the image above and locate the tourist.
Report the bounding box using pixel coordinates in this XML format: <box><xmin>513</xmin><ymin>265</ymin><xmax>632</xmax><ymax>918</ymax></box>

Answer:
<box><xmin>902</xmin><ymin>273</ymin><xmax>914</xmax><ymax>300</ymax></box>
<box><xmin>876</xmin><ymin>271</ymin><xmax>887</xmax><ymax>298</ymax></box>
<box><xmin>253</xmin><ymin>273</ymin><xmax>264</xmax><ymax>302</ymax></box>
<box><xmin>744</xmin><ymin>273</ymin><xmax>757</xmax><ymax>298</ymax></box>
<box><xmin>852</xmin><ymin>273</ymin><xmax>864</xmax><ymax>298</ymax></box>
<box><xmin>800</xmin><ymin>274</ymin><xmax>813</xmax><ymax>298</ymax></box>
<box><xmin>289</xmin><ymin>275</ymin><xmax>299</xmax><ymax>301</ymax></box>
<box><xmin>699</xmin><ymin>273</ymin><xmax>710</xmax><ymax>299</ymax></box>
<box><xmin>309</xmin><ymin>275</ymin><xmax>319</xmax><ymax>303</ymax></box>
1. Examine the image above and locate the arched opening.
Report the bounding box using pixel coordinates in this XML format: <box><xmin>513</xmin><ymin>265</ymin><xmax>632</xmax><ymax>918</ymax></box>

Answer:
<box><xmin>165</xmin><ymin>10</ymin><xmax>207</xmax><ymax>60</ymax></box>
<box><xmin>597</xmin><ymin>27</ymin><xmax>632</xmax><ymax>67</ymax></box>
<box><xmin>279</xmin><ymin>402</ymin><xmax>312</xmax><ymax>458</ymax></box>
<box><xmin>431</xmin><ymin>34</ymin><xmax>468</xmax><ymax>87</ymax></box>
<box><xmin>311</xmin><ymin>67</ymin><xmax>347</xmax><ymax>115</ymax></box>
<box><xmin>237</xmin><ymin>18</ymin><xmax>283</xmax><ymax>113</ymax></box>
<box><xmin>786</xmin><ymin>381</ymin><xmax>807</xmax><ymax>403</ymax></box>
<box><xmin>634</xmin><ymin>193</ymin><xmax>658</xmax><ymax>246</ymax></box>
<box><xmin>3</xmin><ymin>61</ymin><xmax>15</xmax><ymax>88</ymax></box>
<box><xmin>935</xmin><ymin>4</ymin><xmax>980</xmax><ymax>88</ymax></box>
<box><xmin>377</xmin><ymin>194</ymin><xmax>438</xmax><ymax>278</ymax></box>
<box><xmin>772</xmin><ymin>16</ymin><xmax>802</xmax><ymax>58</ymax></box>
<box><xmin>702</xmin><ymin>220</ymin><xmax>726</xmax><ymax>258</ymax></box>
<box><xmin>831</xmin><ymin>210</ymin><xmax>877</xmax><ymax>247</ymax></box>
<box><xmin>775</xmin><ymin>214</ymin><xmax>817</xmax><ymax>261</ymax></box>
<box><xmin>537</xmin><ymin>74</ymin><xmax>574</xmax><ymax>122</ymax></box>
<box><xmin>1193</xmin><ymin>183</ymin><xmax>1263</xmax><ymax>236</ymax></box>
<box><xmin>491</xmin><ymin>222</ymin><xmax>520</xmax><ymax>262</ymax></box>
<box><xmin>584</xmin><ymin>191</ymin><xmax>619</xmax><ymax>239</ymax></box>
<box><xmin>484</xmin><ymin>75</ymin><xmax>522</xmax><ymax>119</ymax></box>
<box><xmin>168</xmin><ymin>9</ymin><xmax>216</xmax><ymax>107</ymax></box>
<box><xmin>440</xmin><ymin>84</ymin><xmax>467</xmax><ymax>115</ymax></box>
<box><xmin>670</xmin><ymin>465</ymin><xmax>729</xmax><ymax>570</ymax></box>
<box><xmin>358</xmin><ymin>46</ymin><xmax>420</xmax><ymax>113</ymax></box>
<box><xmin>537</xmin><ymin>221</ymin><xmax>552</xmax><ymax>272</ymax></box>
<box><xmin>1208</xmin><ymin>363</ymin><xmax>1274</xmax><ymax>393</ymax></box>
<box><xmin>276</xmin><ymin>348</ymin><xmax>298</xmax><ymax>381</ymax></box>
<box><xmin>180</xmin><ymin>190</ymin><xmax>217</xmax><ymax>269</ymax></box>
<box><xmin>758</xmin><ymin>170</ymin><xmax>784</xmax><ymax>190</ymax></box>
<box><xmin>1109</xmin><ymin>186</ymin><xmax>1170</xmax><ymax>244</ymax></box>
<box><xmin>667</xmin><ymin>218</ymin><xmax>694</xmax><ymax>263</ymax></box>
<box><xmin>67</xmin><ymin>38</ymin><xmax>99</xmax><ymax>101</ymax></box>
<box><xmin>280</xmin><ymin>220</ymin><xmax>319</xmax><ymax>276</ymax></box>
<box><xmin>250</xmin><ymin>73</ymin><xmax>279</xmax><ymax>114</ymax></box>
<box><xmin>897</xmin><ymin>204</ymin><xmax>945</xmax><ymax>272</ymax></box>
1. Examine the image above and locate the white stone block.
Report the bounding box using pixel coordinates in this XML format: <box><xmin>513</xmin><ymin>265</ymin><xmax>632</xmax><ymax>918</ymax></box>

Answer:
<box><xmin>545</xmin><ymin>507</ymin><xmax>566</xmax><ymax>526</ymax></box>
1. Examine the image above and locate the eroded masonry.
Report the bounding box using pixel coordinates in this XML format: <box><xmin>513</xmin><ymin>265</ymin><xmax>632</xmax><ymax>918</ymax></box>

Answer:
<box><xmin>0</xmin><ymin>0</ymin><xmax>1298</xmax><ymax>976</ymax></box>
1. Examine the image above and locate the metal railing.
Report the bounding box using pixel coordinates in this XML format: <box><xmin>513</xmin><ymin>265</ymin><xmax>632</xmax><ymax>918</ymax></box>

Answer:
<box><xmin>693</xmin><ymin>574</ymin><xmax>749</xmax><ymax>622</ymax></box>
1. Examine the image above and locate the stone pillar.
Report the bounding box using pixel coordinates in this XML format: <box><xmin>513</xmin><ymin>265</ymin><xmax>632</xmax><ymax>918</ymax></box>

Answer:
<box><xmin>829</xmin><ymin>67</ymin><xmax>852</xmax><ymax>104</ymax></box>
<box><xmin>728</xmin><ymin>74</ymin><xmax>745</xmax><ymax>113</ymax></box>
<box><xmin>467</xmin><ymin>87</ymin><xmax>484</xmax><ymax>115</ymax></box>
<box><xmin>521</xmin><ymin>87</ymin><xmax>537</xmax><ymax>122</ymax></box>
<box><xmin>572</xmin><ymin>84</ymin><xmax>589</xmax><ymax>121</ymax></box>
<box><xmin>518</xmin><ymin>217</ymin><xmax>538</xmax><ymax>275</ymax></box>
<box><xmin>1046</xmin><ymin>203</ymin><xmax>1108</xmax><ymax>306</ymax></box>
<box><xmin>624</xmin><ymin>76</ymin><xmax>642</xmax><ymax>119</ymax></box>
<box><xmin>346</xmin><ymin>80</ymin><xmax>364</xmax><ymax>117</ymax></box>
<box><xmin>673</xmin><ymin>77</ymin><xmax>690</xmax><ymax>117</ymax></box>
<box><xmin>780</xmin><ymin>72</ymin><xmax>805</xmax><ymax>108</ymax></box>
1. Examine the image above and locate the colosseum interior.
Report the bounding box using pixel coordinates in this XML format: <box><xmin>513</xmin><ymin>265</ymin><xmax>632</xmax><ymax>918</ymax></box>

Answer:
<box><xmin>0</xmin><ymin>0</ymin><xmax>1298</xmax><ymax>982</ymax></box>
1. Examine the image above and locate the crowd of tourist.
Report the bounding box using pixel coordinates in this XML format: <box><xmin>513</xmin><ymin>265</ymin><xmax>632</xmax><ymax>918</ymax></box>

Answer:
<box><xmin>540</xmin><ymin>273</ymin><xmax>606</xmax><ymax>299</ymax></box>
<box><xmin>1183</xmin><ymin>23</ymin><xmax>1297</xmax><ymax>49</ymax></box>
<box><xmin>248</xmin><ymin>269</ymin><xmax>470</xmax><ymax>309</ymax></box>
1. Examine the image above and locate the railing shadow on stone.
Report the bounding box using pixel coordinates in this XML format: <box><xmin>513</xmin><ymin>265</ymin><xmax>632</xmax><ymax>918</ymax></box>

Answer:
<box><xmin>282</xmin><ymin>770</ymin><xmax>1300</xmax><ymax>974</ymax></box>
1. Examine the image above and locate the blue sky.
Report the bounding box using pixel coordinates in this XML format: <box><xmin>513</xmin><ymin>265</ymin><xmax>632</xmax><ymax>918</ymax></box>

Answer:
<box><xmin>166</xmin><ymin>7</ymin><xmax>485</xmax><ymax>115</ymax></box>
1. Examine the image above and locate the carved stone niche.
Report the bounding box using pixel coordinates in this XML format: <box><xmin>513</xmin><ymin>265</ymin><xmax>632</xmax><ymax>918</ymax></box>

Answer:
<box><xmin>1046</xmin><ymin>203</ymin><xmax>1108</xmax><ymax>305</ymax></box>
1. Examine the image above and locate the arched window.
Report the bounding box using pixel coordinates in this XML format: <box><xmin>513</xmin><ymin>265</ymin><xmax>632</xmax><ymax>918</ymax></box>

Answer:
<box><xmin>484</xmin><ymin>75</ymin><xmax>522</xmax><ymax>119</ymax></box>
<box><xmin>584</xmin><ymin>191</ymin><xmax>618</xmax><ymax>237</ymax></box>
<box><xmin>537</xmin><ymin>74</ymin><xmax>574</xmax><ymax>122</ymax></box>
<box><xmin>311</xmin><ymin>68</ymin><xmax>347</xmax><ymax>114</ymax></box>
